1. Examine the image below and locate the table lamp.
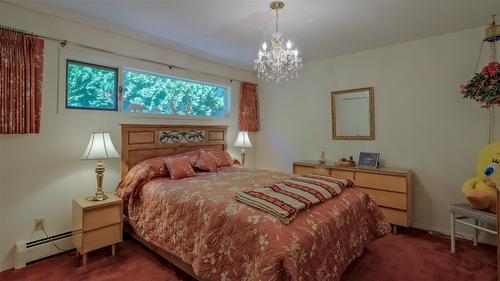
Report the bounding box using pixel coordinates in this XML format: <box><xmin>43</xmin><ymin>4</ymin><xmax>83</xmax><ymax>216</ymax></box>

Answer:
<box><xmin>81</xmin><ymin>131</ymin><xmax>120</xmax><ymax>201</ymax></box>
<box><xmin>233</xmin><ymin>131</ymin><xmax>252</xmax><ymax>165</ymax></box>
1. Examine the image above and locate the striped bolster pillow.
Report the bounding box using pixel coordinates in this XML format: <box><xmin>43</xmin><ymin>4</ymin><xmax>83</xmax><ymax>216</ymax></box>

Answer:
<box><xmin>235</xmin><ymin>174</ymin><xmax>353</xmax><ymax>224</ymax></box>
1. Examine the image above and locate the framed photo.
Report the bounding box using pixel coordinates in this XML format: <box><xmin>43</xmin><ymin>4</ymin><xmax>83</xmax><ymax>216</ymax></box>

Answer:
<box><xmin>358</xmin><ymin>152</ymin><xmax>380</xmax><ymax>168</ymax></box>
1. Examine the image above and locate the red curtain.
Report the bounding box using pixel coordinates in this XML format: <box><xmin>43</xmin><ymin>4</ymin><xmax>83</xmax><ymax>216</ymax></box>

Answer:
<box><xmin>0</xmin><ymin>29</ymin><xmax>44</xmax><ymax>134</ymax></box>
<box><xmin>239</xmin><ymin>83</ymin><xmax>259</xmax><ymax>131</ymax></box>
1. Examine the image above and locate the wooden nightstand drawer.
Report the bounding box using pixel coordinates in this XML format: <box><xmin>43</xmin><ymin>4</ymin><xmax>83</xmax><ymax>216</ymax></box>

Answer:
<box><xmin>83</xmin><ymin>223</ymin><xmax>121</xmax><ymax>252</ymax></box>
<box><xmin>356</xmin><ymin>172</ymin><xmax>407</xmax><ymax>193</ymax></box>
<box><xmin>358</xmin><ymin>187</ymin><xmax>407</xmax><ymax>210</ymax></box>
<box><xmin>293</xmin><ymin>165</ymin><xmax>329</xmax><ymax>176</ymax></box>
<box><xmin>83</xmin><ymin>204</ymin><xmax>121</xmax><ymax>231</ymax></box>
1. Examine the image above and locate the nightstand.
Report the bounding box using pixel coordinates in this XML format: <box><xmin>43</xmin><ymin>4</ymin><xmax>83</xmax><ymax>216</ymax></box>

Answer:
<box><xmin>72</xmin><ymin>193</ymin><xmax>123</xmax><ymax>265</ymax></box>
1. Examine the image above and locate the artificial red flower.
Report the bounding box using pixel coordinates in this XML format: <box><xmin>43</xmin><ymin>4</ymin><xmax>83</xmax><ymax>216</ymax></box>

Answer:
<box><xmin>460</xmin><ymin>61</ymin><xmax>500</xmax><ymax>108</ymax></box>
<box><xmin>481</xmin><ymin>62</ymin><xmax>500</xmax><ymax>76</ymax></box>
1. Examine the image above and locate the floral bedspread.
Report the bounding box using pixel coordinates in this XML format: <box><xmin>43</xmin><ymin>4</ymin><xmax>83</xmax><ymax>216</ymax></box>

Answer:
<box><xmin>116</xmin><ymin>166</ymin><xmax>390</xmax><ymax>281</ymax></box>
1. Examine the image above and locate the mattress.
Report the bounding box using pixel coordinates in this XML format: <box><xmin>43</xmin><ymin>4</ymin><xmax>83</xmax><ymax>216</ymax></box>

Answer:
<box><xmin>117</xmin><ymin>165</ymin><xmax>390</xmax><ymax>281</ymax></box>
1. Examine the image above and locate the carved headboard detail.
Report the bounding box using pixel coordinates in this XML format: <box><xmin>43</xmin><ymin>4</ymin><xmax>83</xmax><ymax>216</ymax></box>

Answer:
<box><xmin>120</xmin><ymin>124</ymin><xmax>228</xmax><ymax>177</ymax></box>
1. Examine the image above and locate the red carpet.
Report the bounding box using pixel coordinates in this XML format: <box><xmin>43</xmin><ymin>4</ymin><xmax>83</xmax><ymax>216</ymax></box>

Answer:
<box><xmin>341</xmin><ymin>228</ymin><xmax>496</xmax><ymax>281</ymax></box>
<box><xmin>0</xmin><ymin>228</ymin><xmax>495</xmax><ymax>281</ymax></box>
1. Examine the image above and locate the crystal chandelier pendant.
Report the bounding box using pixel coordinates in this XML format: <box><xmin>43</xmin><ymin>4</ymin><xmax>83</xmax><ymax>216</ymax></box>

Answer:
<box><xmin>254</xmin><ymin>1</ymin><xmax>303</xmax><ymax>82</ymax></box>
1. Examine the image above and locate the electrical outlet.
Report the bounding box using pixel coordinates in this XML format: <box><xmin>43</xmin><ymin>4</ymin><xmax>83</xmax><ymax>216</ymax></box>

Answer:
<box><xmin>34</xmin><ymin>218</ymin><xmax>45</xmax><ymax>231</ymax></box>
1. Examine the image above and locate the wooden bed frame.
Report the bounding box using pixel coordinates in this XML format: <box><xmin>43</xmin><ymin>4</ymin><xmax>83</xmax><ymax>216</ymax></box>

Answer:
<box><xmin>121</xmin><ymin>123</ymin><xmax>227</xmax><ymax>176</ymax></box>
<box><xmin>120</xmin><ymin>123</ymin><xmax>228</xmax><ymax>280</ymax></box>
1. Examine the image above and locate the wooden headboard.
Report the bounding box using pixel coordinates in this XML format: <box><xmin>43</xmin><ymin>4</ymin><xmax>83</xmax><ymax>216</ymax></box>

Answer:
<box><xmin>120</xmin><ymin>124</ymin><xmax>228</xmax><ymax>177</ymax></box>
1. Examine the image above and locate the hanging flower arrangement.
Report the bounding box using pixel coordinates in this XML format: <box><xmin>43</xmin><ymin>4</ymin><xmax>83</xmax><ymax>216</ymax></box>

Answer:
<box><xmin>460</xmin><ymin>61</ymin><xmax>500</xmax><ymax>108</ymax></box>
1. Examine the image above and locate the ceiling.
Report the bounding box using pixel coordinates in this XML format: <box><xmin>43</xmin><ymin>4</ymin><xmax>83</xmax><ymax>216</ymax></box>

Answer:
<box><xmin>7</xmin><ymin>0</ymin><xmax>500</xmax><ymax>70</ymax></box>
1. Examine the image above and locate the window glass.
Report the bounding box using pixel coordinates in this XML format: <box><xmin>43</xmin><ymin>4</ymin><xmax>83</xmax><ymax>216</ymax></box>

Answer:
<box><xmin>66</xmin><ymin>60</ymin><xmax>118</xmax><ymax>110</ymax></box>
<box><xmin>122</xmin><ymin>69</ymin><xmax>227</xmax><ymax>117</ymax></box>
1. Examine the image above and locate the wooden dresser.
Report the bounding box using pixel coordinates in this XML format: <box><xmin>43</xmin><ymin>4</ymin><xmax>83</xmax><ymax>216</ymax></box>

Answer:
<box><xmin>293</xmin><ymin>161</ymin><xmax>413</xmax><ymax>233</ymax></box>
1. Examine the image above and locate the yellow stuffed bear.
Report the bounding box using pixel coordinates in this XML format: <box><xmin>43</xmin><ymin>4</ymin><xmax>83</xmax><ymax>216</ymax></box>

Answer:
<box><xmin>463</xmin><ymin>141</ymin><xmax>500</xmax><ymax>213</ymax></box>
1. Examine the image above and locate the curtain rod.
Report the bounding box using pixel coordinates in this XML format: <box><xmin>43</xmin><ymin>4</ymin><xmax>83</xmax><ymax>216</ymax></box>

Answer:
<box><xmin>0</xmin><ymin>24</ymin><xmax>258</xmax><ymax>87</ymax></box>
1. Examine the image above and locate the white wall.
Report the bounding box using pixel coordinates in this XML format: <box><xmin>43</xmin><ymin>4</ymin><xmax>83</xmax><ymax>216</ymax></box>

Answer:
<box><xmin>256</xmin><ymin>26</ymin><xmax>498</xmax><ymax>241</ymax></box>
<box><xmin>1</xmin><ymin>1</ymin><xmax>496</xmax><ymax>272</ymax></box>
<box><xmin>0</xmin><ymin>2</ymin><xmax>256</xmax><ymax>271</ymax></box>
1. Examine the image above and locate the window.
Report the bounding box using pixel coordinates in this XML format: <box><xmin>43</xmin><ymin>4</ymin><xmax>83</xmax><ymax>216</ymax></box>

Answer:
<box><xmin>65</xmin><ymin>59</ymin><xmax>229</xmax><ymax>117</ymax></box>
<box><xmin>123</xmin><ymin>69</ymin><xmax>227</xmax><ymax>117</ymax></box>
<box><xmin>66</xmin><ymin>60</ymin><xmax>118</xmax><ymax>110</ymax></box>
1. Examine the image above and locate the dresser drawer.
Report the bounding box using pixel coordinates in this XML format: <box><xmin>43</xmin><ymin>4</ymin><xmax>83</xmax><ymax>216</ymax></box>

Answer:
<box><xmin>83</xmin><ymin>204</ymin><xmax>121</xmax><ymax>231</ymax></box>
<box><xmin>329</xmin><ymin>169</ymin><xmax>354</xmax><ymax>180</ymax></box>
<box><xmin>356</xmin><ymin>172</ymin><xmax>407</xmax><ymax>193</ymax></box>
<box><xmin>380</xmin><ymin>207</ymin><xmax>409</xmax><ymax>227</ymax></box>
<box><xmin>83</xmin><ymin>223</ymin><xmax>121</xmax><ymax>253</ymax></box>
<box><xmin>358</xmin><ymin>187</ymin><xmax>407</xmax><ymax>210</ymax></box>
<box><xmin>293</xmin><ymin>165</ymin><xmax>329</xmax><ymax>176</ymax></box>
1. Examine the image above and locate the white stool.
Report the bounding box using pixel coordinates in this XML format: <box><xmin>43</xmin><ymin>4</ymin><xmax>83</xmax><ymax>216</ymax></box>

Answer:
<box><xmin>449</xmin><ymin>203</ymin><xmax>497</xmax><ymax>253</ymax></box>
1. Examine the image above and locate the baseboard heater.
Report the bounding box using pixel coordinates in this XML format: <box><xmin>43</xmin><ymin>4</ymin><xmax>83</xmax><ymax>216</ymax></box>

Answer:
<box><xmin>14</xmin><ymin>231</ymin><xmax>75</xmax><ymax>269</ymax></box>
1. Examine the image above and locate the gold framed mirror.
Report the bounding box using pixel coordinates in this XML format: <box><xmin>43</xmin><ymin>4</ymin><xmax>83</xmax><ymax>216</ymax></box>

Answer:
<box><xmin>331</xmin><ymin>87</ymin><xmax>375</xmax><ymax>140</ymax></box>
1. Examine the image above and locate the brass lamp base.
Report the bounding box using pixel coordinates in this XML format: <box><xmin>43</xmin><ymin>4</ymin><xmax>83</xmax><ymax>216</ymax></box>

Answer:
<box><xmin>86</xmin><ymin>193</ymin><xmax>108</xmax><ymax>201</ymax></box>
<box><xmin>240</xmin><ymin>148</ymin><xmax>246</xmax><ymax>166</ymax></box>
<box><xmin>85</xmin><ymin>160</ymin><xmax>109</xmax><ymax>202</ymax></box>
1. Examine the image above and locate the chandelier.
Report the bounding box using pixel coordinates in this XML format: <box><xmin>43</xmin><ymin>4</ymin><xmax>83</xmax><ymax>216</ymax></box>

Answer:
<box><xmin>255</xmin><ymin>1</ymin><xmax>303</xmax><ymax>82</ymax></box>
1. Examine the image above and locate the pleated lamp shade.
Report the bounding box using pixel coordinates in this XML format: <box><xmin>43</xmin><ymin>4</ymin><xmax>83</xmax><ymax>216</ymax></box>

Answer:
<box><xmin>233</xmin><ymin>131</ymin><xmax>252</xmax><ymax>148</ymax></box>
<box><xmin>81</xmin><ymin>132</ymin><xmax>120</xmax><ymax>160</ymax></box>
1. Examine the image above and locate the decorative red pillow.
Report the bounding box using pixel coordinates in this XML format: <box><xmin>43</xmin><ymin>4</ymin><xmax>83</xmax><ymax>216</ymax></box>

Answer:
<box><xmin>175</xmin><ymin>149</ymin><xmax>201</xmax><ymax>166</ymax></box>
<box><xmin>165</xmin><ymin>156</ymin><xmax>196</xmax><ymax>180</ymax></box>
<box><xmin>194</xmin><ymin>150</ymin><xmax>220</xmax><ymax>172</ymax></box>
<box><xmin>204</xmin><ymin>148</ymin><xmax>233</xmax><ymax>167</ymax></box>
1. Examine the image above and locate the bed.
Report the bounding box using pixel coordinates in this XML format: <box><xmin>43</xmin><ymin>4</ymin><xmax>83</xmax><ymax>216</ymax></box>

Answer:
<box><xmin>116</xmin><ymin>124</ymin><xmax>391</xmax><ymax>281</ymax></box>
